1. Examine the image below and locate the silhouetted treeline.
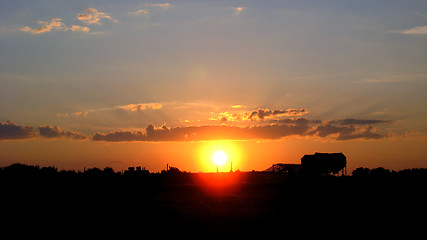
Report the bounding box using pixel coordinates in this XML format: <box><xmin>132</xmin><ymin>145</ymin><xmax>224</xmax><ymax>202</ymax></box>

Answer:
<box><xmin>0</xmin><ymin>163</ymin><xmax>154</xmax><ymax>177</ymax></box>
<box><xmin>2</xmin><ymin>163</ymin><xmax>427</xmax><ymax>179</ymax></box>
<box><xmin>352</xmin><ymin>167</ymin><xmax>427</xmax><ymax>177</ymax></box>
<box><xmin>2</xmin><ymin>163</ymin><xmax>427</xmax><ymax>238</ymax></box>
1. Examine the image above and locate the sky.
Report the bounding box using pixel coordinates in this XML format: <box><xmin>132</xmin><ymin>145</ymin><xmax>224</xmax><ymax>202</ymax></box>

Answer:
<box><xmin>1</xmin><ymin>0</ymin><xmax>426</xmax><ymax>173</ymax></box>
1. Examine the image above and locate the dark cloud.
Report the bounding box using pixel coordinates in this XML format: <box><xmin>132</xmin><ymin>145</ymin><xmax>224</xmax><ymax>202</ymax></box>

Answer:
<box><xmin>309</xmin><ymin>123</ymin><xmax>386</xmax><ymax>140</ymax></box>
<box><xmin>0</xmin><ymin>120</ymin><xmax>37</xmax><ymax>140</ymax></box>
<box><xmin>2</xmin><ymin>116</ymin><xmax>391</xmax><ymax>142</ymax></box>
<box><xmin>92</xmin><ymin>119</ymin><xmax>311</xmax><ymax>142</ymax></box>
<box><xmin>248</xmin><ymin>108</ymin><xmax>308</xmax><ymax>120</ymax></box>
<box><xmin>38</xmin><ymin>125</ymin><xmax>87</xmax><ymax>140</ymax></box>
<box><xmin>210</xmin><ymin>108</ymin><xmax>308</xmax><ymax>122</ymax></box>
<box><xmin>331</xmin><ymin>118</ymin><xmax>391</xmax><ymax>126</ymax></box>
<box><xmin>93</xmin><ymin>116</ymin><xmax>391</xmax><ymax>142</ymax></box>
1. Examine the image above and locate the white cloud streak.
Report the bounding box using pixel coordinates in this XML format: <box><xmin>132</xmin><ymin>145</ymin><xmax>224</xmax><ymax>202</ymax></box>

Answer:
<box><xmin>391</xmin><ymin>25</ymin><xmax>427</xmax><ymax>35</ymax></box>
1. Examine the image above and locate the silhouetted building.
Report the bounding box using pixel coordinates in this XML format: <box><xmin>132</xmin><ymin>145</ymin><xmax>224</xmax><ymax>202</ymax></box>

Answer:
<box><xmin>124</xmin><ymin>166</ymin><xmax>149</xmax><ymax>176</ymax></box>
<box><xmin>301</xmin><ymin>152</ymin><xmax>346</xmax><ymax>176</ymax></box>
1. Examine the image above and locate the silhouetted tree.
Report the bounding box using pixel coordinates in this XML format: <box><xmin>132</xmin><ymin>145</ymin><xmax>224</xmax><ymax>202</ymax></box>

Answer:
<box><xmin>40</xmin><ymin>166</ymin><xmax>58</xmax><ymax>176</ymax></box>
<box><xmin>168</xmin><ymin>167</ymin><xmax>181</xmax><ymax>174</ymax></box>
<box><xmin>370</xmin><ymin>167</ymin><xmax>391</xmax><ymax>176</ymax></box>
<box><xmin>59</xmin><ymin>169</ymin><xmax>78</xmax><ymax>177</ymax></box>
<box><xmin>352</xmin><ymin>167</ymin><xmax>370</xmax><ymax>177</ymax></box>
<box><xmin>103</xmin><ymin>167</ymin><xmax>116</xmax><ymax>176</ymax></box>
<box><xmin>2</xmin><ymin>163</ymin><xmax>40</xmax><ymax>176</ymax></box>
<box><xmin>84</xmin><ymin>167</ymin><xmax>103</xmax><ymax>176</ymax></box>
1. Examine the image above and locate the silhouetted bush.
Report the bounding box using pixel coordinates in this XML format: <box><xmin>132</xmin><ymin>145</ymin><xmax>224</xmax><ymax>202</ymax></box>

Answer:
<box><xmin>352</xmin><ymin>167</ymin><xmax>370</xmax><ymax>176</ymax></box>
<box><xmin>369</xmin><ymin>167</ymin><xmax>391</xmax><ymax>176</ymax></box>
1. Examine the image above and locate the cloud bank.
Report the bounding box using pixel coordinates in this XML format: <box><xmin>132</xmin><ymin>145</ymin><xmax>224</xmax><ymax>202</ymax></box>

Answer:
<box><xmin>0</xmin><ymin>121</ymin><xmax>87</xmax><ymax>140</ymax></box>
<box><xmin>0</xmin><ymin>120</ymin><xmax>37</xmax><ymax>140</ymax></box>
<box><xmin>93</xmin><ymin>117</ymin><xmax>390</xmax><ymax>142</ymax></box>
<box><xmin>210</xmin><ymin>108</ymin><xmax>308</xmax><ymax>122</ymax></box>
<box><xmin>1</xmin><ymin>116</ymin><xmax>391</xmax><ymax>142</ymax></box>
<box><xmin>38</xmin><ymin>125</ymin><xmax>88</xmax><ymax>140</ymax></box>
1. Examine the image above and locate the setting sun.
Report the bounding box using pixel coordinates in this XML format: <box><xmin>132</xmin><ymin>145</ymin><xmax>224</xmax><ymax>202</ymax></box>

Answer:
<box><xmin>212</xmin><ymin>150</ymin><xmax>228</xmax><ymax>166</ymax></box>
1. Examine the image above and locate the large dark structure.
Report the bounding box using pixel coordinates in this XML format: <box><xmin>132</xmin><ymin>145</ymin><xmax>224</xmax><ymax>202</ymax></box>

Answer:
<box><xmin>301</xmin><ymin>152</ymin><xmax>346</xmax><ymax>175</ymax></box>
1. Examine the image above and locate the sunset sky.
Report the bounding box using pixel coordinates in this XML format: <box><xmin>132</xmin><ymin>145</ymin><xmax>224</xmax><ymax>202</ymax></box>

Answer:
<box><xmin>1</xmin><ymin>0</ymin><xmax>426</xmax><ymax>173</ymax></box>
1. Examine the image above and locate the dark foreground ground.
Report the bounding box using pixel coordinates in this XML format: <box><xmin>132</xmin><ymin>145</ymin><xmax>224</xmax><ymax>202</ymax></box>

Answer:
<box><xmin>2</xmin><ymin>172</ymin><xmax>427</xmax><ymax>238</ymax></box>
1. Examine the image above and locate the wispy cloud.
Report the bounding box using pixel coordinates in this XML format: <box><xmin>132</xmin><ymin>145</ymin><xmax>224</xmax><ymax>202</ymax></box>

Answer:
<box><xmin>358</xmin><ymin>74</ymin><xmax>427</xmax><ymax>83</ymax></box>
<box><xmin>209</xmin><ymin>108</ymin><xmax>308</xmax><ymax>122</ymax></box>
<box><xmin>128</xmin><ymin>3</ymin><xmax>171</xmax><ymax>18</ymax></box>
<box><xmin>20</xmin><ymin>7</ymin><xmax>117</xmax><ymax>34</ymax></box>
<box><xmin>391</xmin><ymin>25</ymin><xmax>427</xmax><ymax>35</ymax></box>
<box><xmin>68</xmin><ymin>25</ymin><xmax>90</xmax><ymax>33</ymax></box>
<box><xmin>77</xmin><ymin>8</ymin><xmax>114</xmax><ymax>25</ymax></box>
<box><xmin>56</xmin><ymin>102</ymin><xmax>163</xmax><ymax>118</ymax></box>
<box><xmin>20</xmin><ymin>18</ymin><xmax>90</xmax><ymax>34</ymax></box>
<box><xmin>119</xmin><ymin>103</ymin><xmax>163</xmax><ymax>112</ymax></box>
<box><xmin>20</xmin><ymin>18</ymin><xmax>67</xmax><ymax>34</ymax></box>
<box><xmin>128</xmin><ymin>9</ymin><xmax>150</xmax><ymax>17</ymax></box>
<box><xmin>234</xmin><ymin>7</ymin><xmax>245</xmax><ymax>16</ymax></box>
<box><xmin>147</xmin><ymin>3</ymin><xmax>171</xmax><ymax>9</ymax></box>
<box><xmin>390</xmin><ymin>12</ymin><xmax>427</xmax><ymax>35</ymax></box>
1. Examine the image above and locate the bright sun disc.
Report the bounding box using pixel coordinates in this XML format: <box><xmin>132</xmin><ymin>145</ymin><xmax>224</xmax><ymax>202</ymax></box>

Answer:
<box><xmin>212</xmin><ymin>150</ymin><xmax>227</xmax><ymax>166</ymax></box>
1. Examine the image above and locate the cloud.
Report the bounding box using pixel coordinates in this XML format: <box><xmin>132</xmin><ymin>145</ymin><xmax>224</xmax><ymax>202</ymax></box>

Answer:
<box><xmin>234</xmin><ymin>7</ymin><xmax>245</xmax><ymax>16</ymax></box>
<box><xmin>92</xmin><ymin>116</ymin><xmax>392</xmax><ymax>142</ymax></box>
<box><xmin>129</xmin><ymin>3</ymin><xmax>171</xmax><ymax>17</ymax></box>
<box><xmin>119</xmin><ymin>103</ymin><xmax>163</xmax><ymax>112</ymax></box>
<box><xmin>20</xmin><ymin>18</ymin><xmax>66</xmax><ymax>34</ymax></box>
<box><xmin>68</xmin><ymin>25</ymin><xmax>90</xmax><ymax>33</ymax></box>
<box><xmin>0</xmin><ymin>120</ymin><xmax>37</xmax><ymax>140</ymax></box>
<box><xmin>56</xmin><ymin>102</ymin><xmax>162</xmax><ymax>119</ymax></box>
<box><xmin>20</xmin><ymin>8</ymin><xmax>114</xmax><ymax>34</ymax></box>
<box><xmin>330</xmin><ymin>118</ymin><xmax>391</xmax><ymax>125</ymax></box>
<box><xmin>20</xmin><ymin>18</ymin><xmax>90</xmax><ymax>34</ymax></box>
<box><xmin>231</xmin><ymin>105</ymin><xmax>244</xmax><ymax>109</ymax></box>
<box><xmin>128</xmin><ymin>9</ymin><xmax>150</xmax><ymax>17</ymax></box>
<box><xmin>358</xmin><ymin>74</ymin><xmax>427</xmax><ymax>84</ymax></box>
<box><xmin>210</xmin><ymin>108</ymin><xmax>308</xmax><ymax>122</ymax></box>
<box><xmin>147</xmin><ymin>3</ymin><xmax>171</xmax><ymax>9</ymax></box>
<box><xmin>38</xmin><ymin>125</ymin><xmax>87</xmax><ymax>140</ymax></box>
<box><xmin>92</xmin><ymin>118</ymin><xmax>311</xmax><ymax>142</ymax></box>
<box><xmin>391</xmin><ymin>25</ymin><xmax>427</xmax><ymax>35</ymax></box>
<box><xmin>77</xmin><ymin>8</ymin><xmax>114</xmax><ymax>25</ymax></box>
<box><xmin>308</xmin><ymin>122</ymin><xmax>387</xmax><ymax>140</ymax></box>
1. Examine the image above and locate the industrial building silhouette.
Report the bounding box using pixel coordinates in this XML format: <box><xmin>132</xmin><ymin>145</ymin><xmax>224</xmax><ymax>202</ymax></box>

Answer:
<box><xmin>266</xmin><ymin>152</ymin><xmax>347</xmax><ymax>176</ymax></box>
